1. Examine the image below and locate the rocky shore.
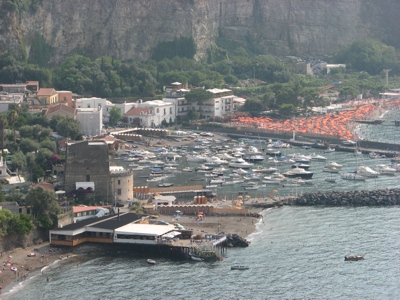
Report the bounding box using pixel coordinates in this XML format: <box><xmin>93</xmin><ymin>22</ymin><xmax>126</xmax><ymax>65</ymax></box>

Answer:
<box><xmin>244</xmin><ymin>189</ymin><xmax>400</xmax><ymax>208</ymax></box>
<box><xmin>292</xmin><ymin>188</ymin><xmax>400</xmax><ymax>206</ymax></box>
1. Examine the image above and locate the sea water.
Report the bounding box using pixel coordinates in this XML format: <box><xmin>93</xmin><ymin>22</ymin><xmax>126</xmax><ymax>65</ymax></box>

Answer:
<box><xmin>3</xmin><ymin>206</ymin><xmax>400</xmax><ymax>300</ymax></box>
<box><xmin>3</xmin><ymin>115</ymin><xmax>400</xmax><ymax>300</ymax></box>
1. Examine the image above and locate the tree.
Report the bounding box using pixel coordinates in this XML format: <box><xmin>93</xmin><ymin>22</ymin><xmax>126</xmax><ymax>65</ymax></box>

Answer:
<box><xmin>40</xmin><ymin>140</ymin><xmax>56</xmax><ymax>152</ymax></box>
<box><xmin>334</xmin><ymin>39</ymin><xmax>399</xmax><ymax>75</ymax></box>
<box><xmin>24</xmin><ymin>187</ymin><xmax>60</xmax><ymax>218</ymax></box>
<box><xmin>8</xmin><ymin>214</ymin><xmax>33</xmax><ymax>235</ymax></box>
<box><xmin>0</xmin><ymin>115</ymin><xmax>7</xmax><ymax>156</ymax></box>
<box><xmin>0</xmin><ymin>209</ymin><xmax>13</xmax><ymax>237</ymax></box>
<box><xmin>279</xmin><ymin>104</ymin><xmax>297</xmax><ymax>116</ymax></box>
<box><xmin>19</xmin><ymin>138</ymin><xmax>40</xmax><ymax>154</ymax></box>
<box><xmin>108</xmin><ymin>106</ymin><xmax>122</xmax><ymax>126</ymax></box>
<box><xmin>187</xmin><ymin>110</ymin><xmax>200</xmax><ymax>121</ymax></box>
<box><xmin>241</xmin><ymin>98</ymin><xmax>265</xmax><ymax>113</ymax></box>
<box><xmin>56</xmin><ymin>117</ymin><xmax>82</xmax><ymax>140</ymax></box>
<box><xmin>185</xmin><ymin>89</ymin><xmax>213</xmax><ymax>105</ymax></box>
<box><xmin>11</xmin><ymin>150</ymin><xmax>26</xmax><ymax>171</ymax></box>
<box><xmin>7</xmin><ymin>109</ymin><xmax>18</xmax><ymax>145</ymax></box>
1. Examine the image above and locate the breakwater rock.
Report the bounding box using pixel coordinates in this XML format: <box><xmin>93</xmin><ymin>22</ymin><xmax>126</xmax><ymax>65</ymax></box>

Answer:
<box><xmin>293</xmin><ymin>189</ymin><xmax>400</xmax><ymax>206</ymax></box>
<box><xmin>225</xmin><ymin>234</ymin><xmax>250</xmax><ymax>247</ymax></box>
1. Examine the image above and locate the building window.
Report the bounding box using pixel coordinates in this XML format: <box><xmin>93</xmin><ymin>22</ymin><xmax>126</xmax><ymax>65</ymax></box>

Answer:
<box><xmin>170</xmin><ymin>107</ymin><xmax>172</xmax><ymax>114</ymax></box>
<box><xmin>164</xmin><ymin>108</ymin><xmax>166</xmax><ymax>115</ymax></box>
<box><xmin>86</xmin><ymin>175</ymin><xmax>90</xmax><ymax>181</ymax></box>
<box><xmin>157</xmin><ymin>108</ymin><xmax>159</xmax><ymax>113</ymax></box>
<box><xmin>118</xmin><ymin>180</ymin><xmax>121</xmax><ymax>185</ymax></box>
<box><xmin>117</xmin><ymin>189</ymin><xmax>122</xmax><ymax>195</ymax></box>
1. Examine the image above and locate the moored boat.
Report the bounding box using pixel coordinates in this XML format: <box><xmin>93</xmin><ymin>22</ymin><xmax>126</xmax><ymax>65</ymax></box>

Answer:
<box><xmin>147</xmin><ymin>259</ymin><xmax>156</xmax><ymax>265</ymax></box>
<box><xmin>231</xmin><ymin>265</ymin><xmax>250</xmax><ymax>270</ymax></box>
<box><xmin>344</xmin><ymin>255</ymin><xmax>364</xmax><ymax>261</ymax></box>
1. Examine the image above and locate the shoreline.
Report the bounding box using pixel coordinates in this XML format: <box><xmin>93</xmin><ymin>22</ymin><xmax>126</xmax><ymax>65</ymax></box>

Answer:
<box><xmin>0</xmin><ymin>243</ymin><xmax>74</xmax><ymax>297</ymax></box>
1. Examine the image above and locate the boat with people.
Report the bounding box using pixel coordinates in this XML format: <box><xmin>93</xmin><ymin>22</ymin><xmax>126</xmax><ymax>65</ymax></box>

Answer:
<box><xmin>344</xmin><ymin>255</ymin><xmax>364</xmax><ymax>261</ymax></box>
<box><xmin>341</xmin><ymin>172</ymin><xmax>366</xmax><ymax>181</ymax></box>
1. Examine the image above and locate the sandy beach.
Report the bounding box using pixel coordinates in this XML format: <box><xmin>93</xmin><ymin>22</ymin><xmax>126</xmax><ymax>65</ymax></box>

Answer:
<box><xmin>0</xmin><ymin>243</ymin><xmax>74</xmax><ymax>296</ymax></box>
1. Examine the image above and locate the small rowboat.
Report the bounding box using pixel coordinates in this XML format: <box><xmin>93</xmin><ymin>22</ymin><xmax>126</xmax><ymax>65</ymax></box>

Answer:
<box><xmin>146</xmin><ymin>259</ymin><xmax>156</xmax><ymax>265</ymax></box>
<box><xmin>344</xmin><ymin>255</ymin><xmax>364</xmax><ymax>261</ymax></box>
<box><xmin>231</xmin><ymin>265</ymin><xmax>249</xmax><ymax>270</ymax></box>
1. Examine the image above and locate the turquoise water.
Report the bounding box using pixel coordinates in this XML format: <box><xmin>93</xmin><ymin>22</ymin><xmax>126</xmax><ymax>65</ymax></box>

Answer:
<box><xmin>4</xmin><ymin>206</ymin><xmax>400</xmax><ymax>300</ymax></box>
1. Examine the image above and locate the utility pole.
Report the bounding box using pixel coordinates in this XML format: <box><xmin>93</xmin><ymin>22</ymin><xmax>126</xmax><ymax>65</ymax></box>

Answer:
<box><xmin>383</xmin><ymin>69</ymin><xmax>391</xmax><ymax>89</ymax></box>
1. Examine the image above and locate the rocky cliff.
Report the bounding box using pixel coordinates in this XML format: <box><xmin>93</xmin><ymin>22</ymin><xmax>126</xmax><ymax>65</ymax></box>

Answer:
<box><xmin>1</xmin><ymin>0</ymin><xmax>399</xmax><ymax>63</ymax></box>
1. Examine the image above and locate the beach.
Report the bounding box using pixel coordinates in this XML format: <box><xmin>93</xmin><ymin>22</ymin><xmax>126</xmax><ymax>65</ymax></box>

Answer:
<box><xmin>0</xmin><ymin>243</ymin><xmax>73</xmax><ymax>296</ymax></box>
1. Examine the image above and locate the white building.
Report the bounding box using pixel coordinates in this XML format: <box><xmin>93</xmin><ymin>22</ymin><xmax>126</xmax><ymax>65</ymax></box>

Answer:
<box><xmin>124</xmin><ymin>107</ymin><xmax>155</xmax><ymax>127</ymax></box>
<box><xmin>0</xmin><ymin>93</ymin><xmax>24</xmax><ymax>113</ymax></box>
<box><xmin>137</xmin><ymin>100</ymin><xmax>176</xmax><ymax>126</ymax></box>
<box><xmin>76</xmin><ymin>97</ymin><xmax>113</xmax><ymax>123</ymax></box>
<box><xmin>191</xmin><ymin>88</ymin><xmax>235</xmax><ymax>119</ymax></box>
<box><xmin>76</xmin><ymin>106</ymin><xmax>103</xmax><ymax>136</ymax></box>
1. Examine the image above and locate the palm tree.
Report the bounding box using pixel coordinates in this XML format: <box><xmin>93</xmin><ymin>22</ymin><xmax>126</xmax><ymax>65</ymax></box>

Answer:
<box><xmin>7</xmin><ymin>109</ymin><xmax>18</xmax><ymax>145</ymax></box>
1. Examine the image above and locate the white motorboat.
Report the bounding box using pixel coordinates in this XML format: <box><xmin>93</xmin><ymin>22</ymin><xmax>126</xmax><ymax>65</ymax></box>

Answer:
<box><xmin>210</xmin><ymin>178</ymin><xmax>225</xmax><ymax>184</ymax></box>
<box><xmin>354</xmin><ymin>149</ymin><xmax>362</xmax><ymax>156</ymax></box>
<box><xmin>310</xmin><ymin>153</ymin><xmax>327</xmax><ymax>161</ymax></box>
<box><xmin>205</xmin><ymin>185</ymin><xmax>218</xmax><ymax>189</ymax></box>
<box><xmin>252</xmin><ymin>166</ymin><xmax>278</xmax><ymax>174</ymax></box>
<box><xmin>243</xmin><ymin>154</ymin><xmax>265</xmax><ymax>162</ymax></box>
<box><xmin>182</xmin><ymin>167</ymin><xmax>193</xmax><ymax>172</ymax></box>
<box><xmin>324</xmin><ymin>147</ymin><xmax>336</xmax><ymax>153</ymax></box>
<box><xmin>229</xmin><ymin>158</ymin><xmax>254</xmax><ymax>169</ymax></box>
<box><xmin>342</xmin><ymin>140</ymin><xmax>357</xmax><ymax>146</ymax></box>
<box><xmin>356</xmin><ymin>166</ymin><xmax>379</xmax><ymax>178</ymax></box>
<box><xmin>324</xmin><ymin>161</ymin><xmax>343</xmax><ymax>169</ymax></box>
<box><xmin>187</xmin><ymin>155</ymin><xmax>207</xmax><ymax>162</ymax></box>
<box><xmin>322</xmin><ymin>167</ymin><xmax>340</xmax><ymax>173</ymax></box>
<box><xmin>147</xmin><ymin>176</ymin><xmax>167</xmax><ymax>182</ymax></box>
<box><xmin>244</xmin><ymin>184</ymin><xmax>265</xmax><ymax>190</ymax></box>
<box><xmin>374</xmin><ymin>164</ymin><xmax>396</xmax><ymax>175</ymax></box>
<box><xmin>233</xmin><ymin>168</ymin><xmax>249</xmax><ymax>175</ymax></box>
<box><xmin>283</xmin><ymin>167</ymin><xmax>313</xmax><ymax>179</ymax></box>
<box><xmin>369</xmin><ymin>152</ymin><xmax>379</xmax><ymax>159</ymax></box>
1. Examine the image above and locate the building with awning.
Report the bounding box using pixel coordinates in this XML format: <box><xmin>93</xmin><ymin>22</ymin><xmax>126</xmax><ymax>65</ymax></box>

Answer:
<box><xmin>114</xmin><ymin>223</ymin><xmax>176</xmax><ymax>245</ymax></box>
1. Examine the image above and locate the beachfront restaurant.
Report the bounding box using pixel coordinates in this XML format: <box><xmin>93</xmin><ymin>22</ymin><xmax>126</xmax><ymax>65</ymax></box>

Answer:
<box><xmin>114</xmin><ymin>223</ymin><xmax>180</xmax><ymax>245</ymax></box>
<box><xmin>49</xmin><ymin>212</ymin><xmax>146</xmax><ymax>247</ymax></box>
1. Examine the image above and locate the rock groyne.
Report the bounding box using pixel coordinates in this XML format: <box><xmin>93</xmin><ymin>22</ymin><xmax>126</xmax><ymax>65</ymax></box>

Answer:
<box><xmin>292</xmin><ymin>189</ymin><xmax>400</xmax><ymax>206</ymax></box>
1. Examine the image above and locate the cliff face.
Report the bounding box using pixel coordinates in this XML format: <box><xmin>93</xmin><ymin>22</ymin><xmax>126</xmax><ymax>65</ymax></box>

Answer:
<box><xmin>1</xmin><ymin>0</ymin><xmax>399</xmax><ymax>63</ymax></box>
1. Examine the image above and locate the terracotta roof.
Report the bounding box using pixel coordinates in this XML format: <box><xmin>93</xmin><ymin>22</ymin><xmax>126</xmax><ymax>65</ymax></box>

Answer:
<box><xmin>33</xmin><ymin>182</ymin><xmax>55</xmax><ymax>192</ymax></box>
<box><xmin>37</xmin><ymin>88</ymin><xmax>57</xmax><ymax>96</ymax></box>
<box><xmin>125</xmin><ymin>107</ymin><xmax>152</xmax><ymax>116</ymax></box>
<box><xmin>45</xmin><ymin>104</ymin><xmax>76</xmax><ymax>116</ymax></box>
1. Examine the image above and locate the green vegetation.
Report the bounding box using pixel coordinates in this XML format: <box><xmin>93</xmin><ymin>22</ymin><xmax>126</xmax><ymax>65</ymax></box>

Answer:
<box><xmin>152</xmin><ymin>37</ymin><xmax>196</xmax><ymax>61</ymax></box>
<box><xmin>0</xmin><ymin>209</ymin><xmax>33</xmax><ymax>237</ymax></box>
<box><xmin>184</xmin><ymin>89</ymin><xmax>213</xmax><ymax>104</ymax></box>
<box><xmin>108</xmin><ymin>106</ymin><xmax>122</xmax><ymax>126</ymax></box>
